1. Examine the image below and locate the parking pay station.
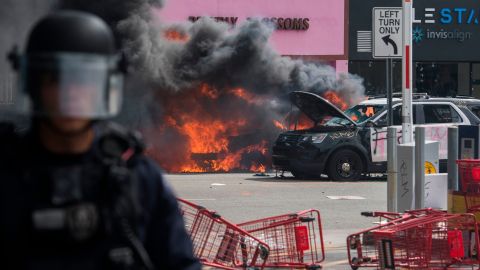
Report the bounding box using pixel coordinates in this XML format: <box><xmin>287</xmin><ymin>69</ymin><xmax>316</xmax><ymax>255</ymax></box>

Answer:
<box><xmin>458</xmin><ymin>125</ymin><xmax>480</xmax><ymax>159</ymax></box>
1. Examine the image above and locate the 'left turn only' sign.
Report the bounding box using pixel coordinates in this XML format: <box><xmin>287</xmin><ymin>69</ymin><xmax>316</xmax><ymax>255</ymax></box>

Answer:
<box><xmin>373</xmin><ymin>7</ymin><xmax>403</xmax><ymax>59</ymax></box>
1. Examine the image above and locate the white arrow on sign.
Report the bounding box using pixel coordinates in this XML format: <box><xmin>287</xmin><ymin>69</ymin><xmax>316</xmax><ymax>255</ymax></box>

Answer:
<box><xmin>373</xmin><ymin>7</ymin><xmax>403</xmax><ymax>59</ymax></box>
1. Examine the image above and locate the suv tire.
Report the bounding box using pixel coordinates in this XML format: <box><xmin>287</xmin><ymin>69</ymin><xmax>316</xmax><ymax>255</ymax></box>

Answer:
<box><xmin>327</xmin><ymin>149</ymin><xmax>364</xmax><ymax>181</ymax></box>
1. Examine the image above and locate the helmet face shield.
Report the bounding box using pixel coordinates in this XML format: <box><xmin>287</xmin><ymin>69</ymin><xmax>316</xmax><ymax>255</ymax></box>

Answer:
<box><xmin>19</xmin><ymin>53</ymin><xmax>123</xmax><ymax>119</ymax></box>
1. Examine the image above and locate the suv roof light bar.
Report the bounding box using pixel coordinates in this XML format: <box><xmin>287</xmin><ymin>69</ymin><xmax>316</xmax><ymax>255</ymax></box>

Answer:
<box><xmin>453</xmin><ymin>95</ymin><xmax>476</xmax><ymax>99</ymax></box>
<box><xmin>367</xmin><ymin>92</ymin><xmax>430</xmax><ymax>100</ymax></box>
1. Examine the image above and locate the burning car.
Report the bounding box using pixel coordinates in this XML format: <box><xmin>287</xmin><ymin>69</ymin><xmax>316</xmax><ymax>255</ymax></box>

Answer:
<box><xmin>272</xmin><ymin>91</ymin><xmax>480</xmax><ymax>180</ymax></box>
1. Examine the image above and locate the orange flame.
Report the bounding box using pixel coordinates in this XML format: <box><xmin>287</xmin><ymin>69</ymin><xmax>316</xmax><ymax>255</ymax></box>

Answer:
<box><xmin>322</xmin><ymin>90</ymin><xmax>348</xmax><ymax>110</ymax></box>
<box><xmin>164</xmin><ymin>29</ymin><xmax>189</xmax><ymax>42</ymax></box>
<box><xmin>286</xmin><ymin>112</ymin><xmax>314</xmax><ymax>130</ymax></box>
<box><xmin>273</xmin><ymin>120</ymin><xmax>287</xmax><ymax>130</ymax></box>
<box><xmin>181</xmin><ymin>164</ymin><xmax>207</xmax><ymax>173</ymax></box>
<box><xmin>164</xmin><ymin>115</ymin><xmax>177</xmax><ymax>126</ymax></box>
<box><xmin>178</xmin><ymin>140</ymin><xmax>269</xmax><ymax>173</ymax></box>
<box><xmin>200</xmin><ymin>83</ymin><xmax>219</xmax><ymax>99</ymax></box>
<box><xmin>183</xmin><ymin>120</ymin><xmax>230</xmax><ymax>153</ymax></box>
<box><xmin>365</xmin><ymin>106</ymin><xmax>374</xmax><ymax>117</ymax></box>
<box><xmin>151</xmin><ymin>84</ymin><xmax>271</xmax><ymax>173</ymax></box>
<box><xmin>229</xmin><ymin>88</ymin><xmax>258</xmax><ymax>104</ymax></box>
<box><xmin>295</xmin><ymin>123</ymin><xmax>313</xmax><ymax>130</ymax></box>
<box><xmin>250</xmin><ymin>163</ymin><xmax>266</xmax><ymax>173</ymax></box>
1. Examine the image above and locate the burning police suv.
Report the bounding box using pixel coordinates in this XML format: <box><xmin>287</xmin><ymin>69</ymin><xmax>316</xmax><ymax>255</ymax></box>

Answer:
<box><xmin>273</xmin><ymin>91</ymin><xmax>480</xmax><ymax>180</ymax></box>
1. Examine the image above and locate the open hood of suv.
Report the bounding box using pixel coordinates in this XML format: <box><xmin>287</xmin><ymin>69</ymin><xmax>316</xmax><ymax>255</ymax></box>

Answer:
<box><xmin>289</xmin><ymin>91</ymin><xmax>356</xmax><ymax>125</ymax></box>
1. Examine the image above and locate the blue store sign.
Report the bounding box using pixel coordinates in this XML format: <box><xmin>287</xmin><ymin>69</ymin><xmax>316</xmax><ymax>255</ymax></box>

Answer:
<box><xmin>349</xmin><ymin>0</ymin><xmax>480</xmax><ymax>61</ymax></box>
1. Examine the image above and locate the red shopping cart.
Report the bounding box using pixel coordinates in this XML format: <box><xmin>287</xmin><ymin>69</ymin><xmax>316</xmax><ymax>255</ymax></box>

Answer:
<box><xmin>463</xmin><ymin>193</ymin><xmax>480</xmax><ymax>213</ymax></box>
<box><xmin>347</xmin><ymin>209</ymin><xmax>464</xmax><ymax>270</ymax></box>
<box><xmin>457</xmin><ymin>159</ymin><xmax>480</xmax><ymax>194</ymax></box>
<box><xmin>347</xmin><ymin>209</ymin><xmax>439</xmax><ymax>269</ymax></box>
<box><xmin>237</xmin><ymin>210</ymin><xmax>324</xmax><ymax>269</ymax></box>
<box><xmin>178</xmin><ymin>198</ymin><xmax>270</xmax><ymax>270</ymax></box>
<box><xmin>457</xmin><ymin>160</ymin><xmax>480</xmax><ymax>213</ymax></box>
<box><xmin>372</xmin><ymin>212</ymin><xmax>480</xmax><ymax>269</ymax></box>
<box><xmin>348</xmin><ymin>209</ymin><xmax>480</xmax><ymax>269</ymax></box>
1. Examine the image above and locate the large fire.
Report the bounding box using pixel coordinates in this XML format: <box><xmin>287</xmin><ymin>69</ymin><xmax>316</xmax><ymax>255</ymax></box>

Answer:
<box><xmin>285</xmin><ymin>112</ymin><xmax>314</xmax><ymax>131</ymax></box>
<box><xmin>146</xmin><ymin>84</ymin><xmax>352</xmax><ymax>173</ymax></box>
<box><xmin>322</xmin><ymin>90</ymin><xmax>348</xmax><ymax>110</ymax></box>
<box><xmin>274</xmin><ymin>114</ymin><xmax>314</xmax><ymax>131</ymax></box>
<box><xmin>146</xmin><ymin>84</ymin><xmax>273</xmax><ymax>173</ymax></box>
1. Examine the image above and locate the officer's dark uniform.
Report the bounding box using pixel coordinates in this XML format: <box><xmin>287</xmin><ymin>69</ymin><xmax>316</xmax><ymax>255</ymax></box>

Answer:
<box><xmin>0</xmin><ymin>11</ymin><xmax>201</xmax><ymax>270</ymax></box>
<box><xmin>0</xmin><ymin>123</ymin><xmax>201</xmax><ymax>270</ymax></box>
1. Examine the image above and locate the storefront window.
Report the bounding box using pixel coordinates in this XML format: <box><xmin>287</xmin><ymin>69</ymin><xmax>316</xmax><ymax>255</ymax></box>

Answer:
<box><xmin>350</xmin><ymin>61</ymin><xmax>472</xmax><ymax>98</ymax></box>
<box><xmin>415</xmin><ymin>63</ymin><xmax>458</xmax><ymax>97</ymax></box>
<box><xmin>348</xmin><ymin>60</ymin><xmax>402</xmax><ymax>96</ymax></box>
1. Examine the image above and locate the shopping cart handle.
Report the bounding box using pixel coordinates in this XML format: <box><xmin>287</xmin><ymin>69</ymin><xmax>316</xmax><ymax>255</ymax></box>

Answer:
<box><xmin>361</xmin><ymin>211</ymin><xmax>374</xmax><ymax>217</ymax></box>
<box><xmin>299</xmin><ymin>216</ymin><xmax>315</xmax><ymax>222</ymax></box>
<box><xmin>211</xmin><ymin>212</ymin><xmax>221</xmax><ymax>219</ymax></box>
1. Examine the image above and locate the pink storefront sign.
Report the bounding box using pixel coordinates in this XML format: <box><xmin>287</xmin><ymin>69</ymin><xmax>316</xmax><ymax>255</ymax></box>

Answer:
<box><xmin>155</xmin><ymin>0</ymin><xmax>347</xmax><ymax>57</ymax></box>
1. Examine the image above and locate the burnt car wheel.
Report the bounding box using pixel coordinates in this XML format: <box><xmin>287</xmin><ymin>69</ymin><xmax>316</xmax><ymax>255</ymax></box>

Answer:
<box><xmin>327</xmin><ymin>149</ymin><xmax>364</xmax><ymax>181</ymax></box>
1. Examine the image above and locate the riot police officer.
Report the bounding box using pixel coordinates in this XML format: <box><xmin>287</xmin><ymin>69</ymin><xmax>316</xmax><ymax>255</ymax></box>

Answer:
<box><xmin>0</xmin><ymin>10</ymin><xmax>201</xmax><ymax>270</ymax></box>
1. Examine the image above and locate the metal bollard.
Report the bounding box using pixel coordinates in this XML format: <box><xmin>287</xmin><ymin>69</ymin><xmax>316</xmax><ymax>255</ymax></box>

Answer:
<box><xmin>387</xmin><ymin>127</ymin><xmax>397</xmax><ymax>212</ymax></box>
<box><xmin>415</xmin><ymin>126</ymin><xmax>425</xmax><ymax>209</ymax></box>
<box><xmin>447</xmin><ymin>127</ymin><xmax>458</xmax><ymax>191</ymax></box>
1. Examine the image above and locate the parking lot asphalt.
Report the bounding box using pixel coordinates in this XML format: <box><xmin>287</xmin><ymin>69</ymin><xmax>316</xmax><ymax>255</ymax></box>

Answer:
<box><xmin>166</xmin><ymin>172</ymin><xmax>387</xmax><ymax>269</ymax></box>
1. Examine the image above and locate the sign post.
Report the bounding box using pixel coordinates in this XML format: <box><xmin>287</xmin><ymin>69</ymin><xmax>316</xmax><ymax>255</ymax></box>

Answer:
<box><xmin>386</xmin><ymin>58</ymin><xmax>392</xmax><ymax>125</ymax></box>
<box><xmin>402</xmin><ymin>0</ymin><xmax>413</xmax><ymax>143</ymax></box>
<box><xmin>373</xmin><ymin>7</ymin><xmax>403</xmax><ymax>125</ymax></box>
<box><xmin>373</xmin><ymin>7</ymin><xmax>404</xmax><ymax>211</ymax></box>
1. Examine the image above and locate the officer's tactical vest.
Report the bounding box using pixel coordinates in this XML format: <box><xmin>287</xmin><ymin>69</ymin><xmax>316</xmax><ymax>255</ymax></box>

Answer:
<box><xmin>0</xmin><ymin>122</ymin><xmax>154</xmax><ymax>270</ymax></box>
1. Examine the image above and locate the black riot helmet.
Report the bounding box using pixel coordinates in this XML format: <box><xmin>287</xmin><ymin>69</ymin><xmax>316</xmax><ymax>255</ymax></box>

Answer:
<box><xmin>9</xmin><ymin>10</ymin><xmax>125</xmax><ymax>119</ymax></box>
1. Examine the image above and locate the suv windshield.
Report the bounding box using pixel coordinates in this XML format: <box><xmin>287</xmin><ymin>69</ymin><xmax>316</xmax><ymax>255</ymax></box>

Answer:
<box><xmin>325</xmin><ymin>117</ymin><xmax>354</xmax><ymax>126</ymax></box>
<box><xmin>325</xmin><ymin>104</ymin><xmax>384</xmax><ymax>126</ymax></box>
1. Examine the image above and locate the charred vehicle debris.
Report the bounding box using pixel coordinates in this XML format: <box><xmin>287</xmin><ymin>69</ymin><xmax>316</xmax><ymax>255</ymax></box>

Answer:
<box><xmin>273</xmin><ymin>91</ymin><xmax>480</xmax><ymax>181</ymax></box>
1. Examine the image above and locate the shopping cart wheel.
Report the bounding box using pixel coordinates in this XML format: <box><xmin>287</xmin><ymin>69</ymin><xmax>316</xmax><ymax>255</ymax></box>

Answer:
<box><xmin>307</xmin><ymin>265</ymin><xmax>322</xmax><ymax>270</ymax></box>
<box><xmin>350</xmin><ymin>257</ymin><xmax>359</xmax><ymax>270</ymax></box>
<box><xmin>259</xmin><ymin>244</ymin><xmax>269</xmax><ymax>260</ymax></box>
